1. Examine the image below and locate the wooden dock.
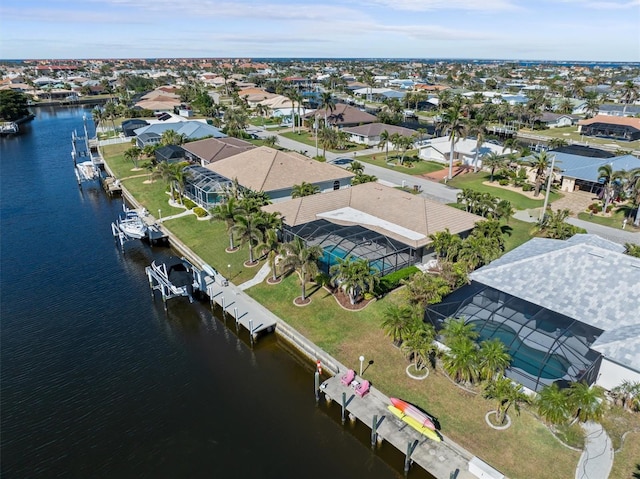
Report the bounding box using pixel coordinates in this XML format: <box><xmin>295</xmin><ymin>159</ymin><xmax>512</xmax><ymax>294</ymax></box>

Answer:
<box><xmin>320</xmin><ymin>374</ymin><xmax>479</xmax><ymax>479</ymax></box>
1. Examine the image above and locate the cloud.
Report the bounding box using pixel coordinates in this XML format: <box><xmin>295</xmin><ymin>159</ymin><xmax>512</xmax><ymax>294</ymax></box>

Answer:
<box><xmin>0</xmin><ymin>6</ymin><xmax>146</xmax><ymax>24</ymax></box>
<box><xmin>363</xmin><ymin>0</ymin><xmax>520</xmax><ymax>12</ymax></box>
<box><xmin>557</xmin><ymin>0</ymin><xmax>640</xmax><ymax>8</ymax></box>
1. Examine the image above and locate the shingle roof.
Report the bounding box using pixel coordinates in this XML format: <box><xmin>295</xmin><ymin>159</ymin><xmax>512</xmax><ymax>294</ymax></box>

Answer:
<box><xmin>307</xmin><ymin>103</ymin><xmax>377</xmax><ymax>126</ymax></box>
<box><xmin>205</xmin><ymin>146</ymin><xmax>354</xmax><ymax>193</ymax></box>
<box><xmin>182</xmin><ymin>137</ymin><xmax>255</xmax><ymax>164</ymax></box>
<box><xmin>134</xmin><ymin>121</ymin><xmax>225</xmax><ymax>140</ymax></box>
<box><xmin>342</xmin><ymin>122</ymin><xmax>417</xmax><ymax>138</ymax></box>
<box><xmin>534</xmin><ymin>152</ymin><xmax>640</xmax><ymax>182</ymax></box>
<box><xmin>578</xmin><ymin>115</ymin><xmax>640</xmax><ymax>129</ymax></box>
<box><xmin>262</xmin><ymin>182</ymin><xmax>481</xmax><ymax>248</ymax></box>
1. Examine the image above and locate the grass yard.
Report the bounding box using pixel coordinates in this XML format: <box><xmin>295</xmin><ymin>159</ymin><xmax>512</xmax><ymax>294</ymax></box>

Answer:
<box><xmin>280</xmin><ymin>130</ymin><xmax>365</xmax><ymax>153</ymax></box>
<box><xmin>358</xmin><ymin>152</ymin><xmax>445</xmax><ymax>176</ymax></box>
<box><xmin>519</xmin><ymin>126</ymin><xmax>640</xmax><ymax>152</ymax></box>
<box><xmin>246</xmin><ymin>277</ymin><xmax>580</xmax><ymax>479</ymax></box>
<box><xmin>447</xmin><ymin>172</ymin><xmax>562</xmax><ymax>210</ymax></box>
<box><xmin>601</xmin><ymin>406</ymin><xmax>640</xmax><ymax>479</ymax></box>
<box><xmin>501</xmin><ymin>217</ymin><xmax>535</xmax><ymax>252</ymax></box>
<box><xmin>577</xmin><ymin>208</ymin><xmax>637</xmax><ymax>231</ymax></box>
<box><xmin>101</xmin><ymin>143</ymin><xmax>141</xmax><ymax>178</ymax></box>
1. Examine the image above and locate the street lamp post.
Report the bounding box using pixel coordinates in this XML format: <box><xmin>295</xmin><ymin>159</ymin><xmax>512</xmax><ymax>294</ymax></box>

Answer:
<box><xmin>359</xmin><ymin>355</ymin><xmax>365</xmax><ymax>376</ymax></box>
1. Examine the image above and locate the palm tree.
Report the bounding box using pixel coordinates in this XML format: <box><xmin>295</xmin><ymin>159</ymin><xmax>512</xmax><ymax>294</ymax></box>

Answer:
<box><xmin>442</xmin><ymin>337</ymin><xmax>479</xmax><ymax>383</ymax></box>
<box><xmin>619</xmin><ymin>80</ymin><xmax>639</xmax><ymax>116</ymax></box>
<box><xmin>124</xmin><ymin>146</ymin><xmax>142</xmax><ymax>169</ymax></box>
<box><xmin>483</xmin><ymin>377</ymin><xmax>528</xmax><ymax>426</ymax></box>
<box><xmin>319</xmin><ymin>91</ymin><xmax>336</xmax><ymax>127</ymax></box>
<box><xmin>160</xmin><ymin>129</ymin><xmax>185</xmax><ymax>146</ymax></box>
<box><xmin>381</xmin><ymin>302</ymin><xmax>414</xmax><ymax>345</ymax></box>
<box><xmin>483</xmin><ymin>152</ymin><xmax>506</xmax><ymax>183</ymax></box>
<box><xmin>151</xmin><ymin>161</ymin><xmax>188</xmax><ymax>203</ymax></box>
<box><xmin>255</xmin><ymin>228</ymin><xmax>282</xmax><ymax>282</ymax></box>
<box><xmin>397</xmin><ymin>135</ymin><xmax>414</xmax><ymax>166</ymax></box>
<box><xmin>536</xmin><ymin>383</ymin><xmax>571</xmax><ymax>425</ymax></box>
<box><xmin>428</xmin><ymin>228</ymin><xmax>459</xmax><ymax>259</ymax></box>
<box><xmin>291</xmin><ymin>182</ymin><xmax>320</xmax><ymax>198</ymax></box>
<box><xmin>401</xmin><ymin>322</ymin><xmax>437</xmax><ymax>371</ymax></box>
<box><xmin>401</xmin><ymin>273</ymin><xmax>451</xmax><ymax>309</ymax></box>
<box><xmin>610</xmin><ymin>380</ymin><xmax>640</xmax><ymax>411</ymax></box>
<box><xmin>224</xmin><ymin>108</ymin><xmax>248</xmax><ymax>138</ymax></box>
<box><xmin>467</xmin><ymin>113</ymin><xmax>486</xmax><ymax>173</ymax></box>
<box><xmin>584</xmin><ymin>97</ymin><xmax>599</xmax><ymax>118</ymax></box>
<box><xmin>597</xmin><ymin>164</ymin><xmax>622</xmax><ymax>214</ymax></box>
<box><xmin>209</xmin><ymin>197</ymin><xmax>240</xmax><ymax>251</ymax></box>
<box><xmin>457</xmin><ymin>235</ymin><xmax>502</xmax><ymax>271</ymax></box>
<box><xmin>478</xmin><ymin>339</ymin><xmax>511</xmax><ymax>381</ymax></box>
<box><xmin>231</xmin><ymin>211</ymin><xmax>263</xmax><ymax>264</ymax></box>
<box><xmin>377</xmin><ymin>130</ymin><xmax>391</xmax><ymax>162</ymax></box>
<box><xmin>530</xmin><ymin>150</ymin><xmax>551</xmax><ymax>197</ymax></box>
<box><xmin>280</xmin><ymin>236</ymin><xmax>323</xmax><ymax>302</ymax></box>
<box><xmin>347</xmin><ymin>160</ymin><xmax>364</xmax><ymax>175</ymax></box>
<box><xmin>441</xmin><ymin>104</ymin><xmax>467</xmax><ymax>180</ymax></box>
<box><xmin>441</xmin><ymin>317</ymin><xmax>478</xmax><ymax>349</ymax></box>
<box><xmin>329</xmin><ymin>256</ymin><xmax>378</xmax><ymax>305</ymax></box>
<box><xmin>567</xmin><ymin>382</ymin><xmax>605</xmax><ymax>423</ymax></box>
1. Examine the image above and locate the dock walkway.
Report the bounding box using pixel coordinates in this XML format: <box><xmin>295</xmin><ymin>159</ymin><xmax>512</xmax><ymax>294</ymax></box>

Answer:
<box><xmin>321</xmin><ymin>374</ymin><xmax>477</xmax><ymax>479</ymax></box>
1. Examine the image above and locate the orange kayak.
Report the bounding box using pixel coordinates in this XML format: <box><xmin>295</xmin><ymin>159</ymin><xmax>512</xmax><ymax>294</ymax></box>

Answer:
<box><xmin>389</xmin><ymin>397</ymin><xmax>436</xmax><ymax>431</ymax></box>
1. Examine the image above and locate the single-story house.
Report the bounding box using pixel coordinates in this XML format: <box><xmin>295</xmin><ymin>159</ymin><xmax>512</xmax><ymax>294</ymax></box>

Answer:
<box><xmin>136</xmin><ymin>132</ymin><xmax>161</xmax><ymax>148</ymax></box>
<box><xmin>182</xmin><ymin>165</ymin><xmax>233</xmax><ymax>209</ymax></box>
<box><xmin>418</xmin><ymin>136</ymin><xmax>515</xmax><ymax>168</ymax></box>
<box><xmin>424</xmin><ymin>234</ymin><xmax>640</xmax><ymax>393</ymax></box>
<box><xmin>134</xmin><ymin>121</ymin><xmax>225</xmax><ymax>148</ymax></box>
<box><xmin>342</xmin><ymin>123</ymin><xmax>418</xmax><ymax>147</ymax></box>
<box><xmin>578</xmin><ymin>115</ymin><xmax>640</xmax><ymax>141</ymax></box>
<box><xmin>597</xmin><ymin>103</ymin><xmax>640</xmax><ymax>117</ymax></box>
<box><xmin>352</xmin><ymin>88</ymin><xmax>406</xmax><ymax>101</ymax></box>
<box><xmin>535</xmin><ymin>112</ymin><xmax>579</xmax><ymax>129</ymax></box>
<box><xmin>122</xmin><ymin>119</ymin><xmax>149</xmax><ymax>137</ymax></box>
<box><xmin>261</xmin><ymin>182</ymin><xmax>481</xmax><ymax>275</ymax></box>
<box><xmin>182</xmin><ymin>137</ymin><xmax>255</xmax><ymax>166</ymax></box>
<box><xmin>204</xmin><ymin>146</ymin><xmax>355</xmax><ymax>202</ymax></box>
<box><xmin>305</xmin><ymin>103</ymin><xmax>378</xmax><ymax>128</ymax></box>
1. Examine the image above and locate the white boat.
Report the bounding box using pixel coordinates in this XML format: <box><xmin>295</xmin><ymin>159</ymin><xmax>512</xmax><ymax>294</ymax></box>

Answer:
<box><xmin>75</xmin><ymin>160</ymin><xmax>99</xmax><ymax>182</ymax></box>
<box><xmin>116</xmin><ymin>206</ymin><xmax>148</xmax><ymax>239</ymax></box>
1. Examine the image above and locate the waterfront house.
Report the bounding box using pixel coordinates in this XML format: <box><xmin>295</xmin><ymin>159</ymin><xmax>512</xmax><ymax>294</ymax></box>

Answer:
<box><xmin>418</xmin><ymin>136</ymin><xmax>514</xmax><ymax>167</ymax></box>
<box><xmin>425</xmin><ymin>235</ymin><xmax>640</xmax><ymax>393</ymax></box>
<box><xmin>204</xmin><ymin>146</ymin><xmax>354</xmax><ymax>202</ymax></box>
<box><xmin>342</xmin><ymin>123</ymin><xmax>418</xmax><ymax>147</ymax></box>
<box><xmin>578</xmin><ymin>115</ymin><xmax>640</xmax><ymax>141</ymax></box>
<box><xmin>306</xmin><ymin>103</ymin><xmax>377</xmax><ymax>128</ymax></box>
<box><xmin>133</xmin><ymin>121</ymin><xmax>225</xmax><ymax>148</ymax></box>
<box><xmin>182</xmin><ymin>137</ymin><xmax>255</xmax><ymax>166</ymax></box>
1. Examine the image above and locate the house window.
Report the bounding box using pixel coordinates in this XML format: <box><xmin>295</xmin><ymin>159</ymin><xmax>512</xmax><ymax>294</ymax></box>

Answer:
<box><xmin>333</xmin><ymin>180</ymin><xmax>340</xmax><ymax>190</ymax></box>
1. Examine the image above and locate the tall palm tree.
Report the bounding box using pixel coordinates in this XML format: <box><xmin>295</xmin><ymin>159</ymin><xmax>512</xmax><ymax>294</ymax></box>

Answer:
<box><xmin>401</xmin><ymin>322</ymin><xmax>437</xmax><ymax>371</ymax></box>
<box><xmin>255</xmin><ymin>228</ymin><xmax>282</xmax><ymax>282</ymax></box>
<box><xmin>123</xmin><ymin>146</ymin><xmax>142</xmax><ymax>169</ymax></box>
<box><xmin>467</xmin><ymin>113</ymin><xmax>486</xmax><ymax>173</ymax></box>
<box><xmin>428</xmin><ymin>228</ymin><xmax>459</xmax><ymax>259</ymax></box>
<box><xmin>209</xmin><ymin>197</ymin><xmax>240</xmax><ymax>251</ymax></box>
<box><xmin>319</xmin><ymin>91</ymin><xmax>336</xmax><ymax>127</ymax></box>
<box><xmin>329</xmin><ymin>256</ymin><xmax>378</xmax><ymax>305</ymax></box>
<box><xmin>483</xmin><ymin>377</ymin><xmax>528</xmax><ymax>426</ymax></box>
<box><xmin>381</xmin><ymin>302</ymin><xmax>414</xmax><ymax>345</ymax></box>
<box><xmin>530</xmin><ymin>150</ymin><xmax>551</xmax><ymax>197</ymax></box>
<box><xmin>482</xmin><ymin>152</ymin><xmax>506</xmax><ymax>183</ymax></box>
<box><xmin>619</xmin><ymin>80</ymin><xmax>639</xmax><ymax>116</ymax></box>
<box><xmin>160</xmin><ymin>129</ymin><xmax>185</xmax><ymax>146</ymax></box>
<box><xmin>597</xmin><ymin>163</ymin><xmax>622</xmax><ymax>213</ymax></box>
<box><xmin>280</xmin><ymin>236</ymin><xmax>323</xmax><ymax>302</ymax></box>
<box><xmin>478</xmin><ymin>338</ymin><xmax>511</xmax><ymax>381</ymax></box>
<box><xmin>442</xmin><ymin>338</ymin><xmax>479</xmax><ymax>383</ymax></box>
<box><xmin>441</xmin><ymin>317</ymin><xmax>478</xmax><ymax>349</ymax></box>
<box><xmin>231</xmin><ymin>211</ymin><xmax>263</xmax><ymax>264</ymax></box>
<box><xmin>441</xmin><ymin>105</ymin><xmax>467</xmax><ymax>180</ymax></box>
<box><xmin>377</xmin><ymin>130</ymin><xmax>391</xmax><ymax>162</ymax></box>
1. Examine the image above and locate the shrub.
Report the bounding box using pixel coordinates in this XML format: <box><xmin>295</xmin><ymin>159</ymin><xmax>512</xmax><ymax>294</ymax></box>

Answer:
<box><xmin>498</xmin><ymin>179</ymin><xmax>509</xmax><ymax>186</ymax></box>
<box><xmin>182</xmin><ymin>197</ymin><xmax>196</xmax><ymax>210</ymax></box>
<box><xmin>193</xmin><ymin>207</ymin><xmax>208</xmax><ymax>217</ymax></box>
<box><xmin>587</xmin><ymin>203</ymin><xmax>602</xmax><ymax>213</ymax></box>
<box><xmin>605</xmin><ymin>204</ymin><xmax>613</xmax><ymax>213</ymax></box>
<box><xmin>522</xmin><ymin>183</ymin><xmax>534</xmax><ymax>192</ymax></box>
<box><xmin>376</xmin><ymin>266</ymin><xmax>420</xmax><ymax>295</ymax></box>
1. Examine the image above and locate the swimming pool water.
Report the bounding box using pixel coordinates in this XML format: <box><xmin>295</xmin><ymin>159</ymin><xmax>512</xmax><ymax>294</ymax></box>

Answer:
<box><xmin>320</xmin><ymin>245</ymin><xmax>385</xmax><ymax>273</ymax></box>
<box><xmin>469</xmin><ymin>320</ymin><xmax>569</xmax><ymax>380</ymax></box>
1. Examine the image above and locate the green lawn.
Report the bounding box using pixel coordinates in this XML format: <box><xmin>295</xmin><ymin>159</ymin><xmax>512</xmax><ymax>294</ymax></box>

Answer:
<box><xmin>519</xmin><ymin>126</ymin><xmax>640</xmax><ymax>151</ymax></box>
<box><xmin>358</xmin><ymin>152</ymin><xmax>445</xmax><ymax>176</ymax></box>
<box><xmin>447</xmin><ymin>172</ymin><xmax>562</xmax><ymax>210</ymax></box>
<box><xmin>577</xmin><ymin>208</ymin><xmax>637</xmax><ymax>231</ymax></box>
<box><xmin>246</xmin><ymin>278</ymin><xmax>580</xmax><ymax>479</ymax></box>
<box><xmin>280</xmin><ymin>130</ymin><xmax>365</xmax><ymax>153</ymax></box>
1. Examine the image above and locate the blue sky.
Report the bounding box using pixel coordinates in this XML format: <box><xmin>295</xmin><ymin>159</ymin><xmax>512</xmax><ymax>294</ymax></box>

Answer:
<box><xmin>1</xmin><ymin>0</ymin><xmax>639</xmax><ymax>61</ymax></box>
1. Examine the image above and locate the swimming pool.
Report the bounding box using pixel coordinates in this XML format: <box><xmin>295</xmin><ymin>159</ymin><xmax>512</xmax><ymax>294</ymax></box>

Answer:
<box><xmin>319</xmin><ymin>245</ymin><xmax>385</xmax><ymax>274</ymax></box>
<box><xmin>469</xmin><ymin>320</ymin><xmax>569</xmax><ymax>380</ymax></box>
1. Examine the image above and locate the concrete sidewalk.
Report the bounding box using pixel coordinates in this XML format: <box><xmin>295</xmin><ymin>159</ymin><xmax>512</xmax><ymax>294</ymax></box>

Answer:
<box><xmin>575</xmin><ymin>422</ymin><xmax>614</xmax><ymax>479</ymax></box>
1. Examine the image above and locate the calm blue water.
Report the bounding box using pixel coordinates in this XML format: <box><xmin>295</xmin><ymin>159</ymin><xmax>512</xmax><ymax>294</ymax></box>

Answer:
<box><xmin>0</xmin><ymin>107</ymin><xmax>428</xmax><ymax>479</ymax></box>
<box><xmin>320</xmin><ymin>245</ymin><xmax>384</xmax><ymax>274</ymax></box>
<box><xmin>470</xmin><ymin>321</ymin><xmax>568</xmax><ymax>380</ymax></box>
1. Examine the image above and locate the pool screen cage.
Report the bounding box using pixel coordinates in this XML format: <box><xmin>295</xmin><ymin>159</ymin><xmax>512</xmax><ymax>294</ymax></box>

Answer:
<box><xmin>424</xmin><ymin>281</ymin><xmax>603</xmax><ymax>392</ymax></box>
<box><xmin>183</xmin><ymin>165</ymin><xmax>233</xmax><ymax>209</ymax></box>
<box><xmin>283</xmin><ymin>219</ymin><xmax>417</xmax><ymax>276</ymax></box>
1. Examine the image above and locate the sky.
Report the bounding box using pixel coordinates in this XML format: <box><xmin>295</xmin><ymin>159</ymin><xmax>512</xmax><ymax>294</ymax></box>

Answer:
<box><xmin>1</xmin><ymin>0</ymin><xmax>639</xmax><ymax>62</ymax></box>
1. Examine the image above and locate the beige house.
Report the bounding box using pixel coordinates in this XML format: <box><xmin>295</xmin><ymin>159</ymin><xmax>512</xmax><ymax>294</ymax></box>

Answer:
<box><xmin>182</xmin><ymin>137</ymin><xmax>255</xmax><ymax>165</ymax></box>
<box><xmin>205</xmin><ymin>146</ymin><xmax>354</xmax><ymax>202</ymax></box>
<box><xmin>262</xmin><ymin>182</ymin><xmax>480</xmax><ymax>273</ymax></box>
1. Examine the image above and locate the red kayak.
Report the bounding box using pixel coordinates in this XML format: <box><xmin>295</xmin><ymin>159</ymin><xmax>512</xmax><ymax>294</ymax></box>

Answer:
<box><xmin>389</xmin><ymin>397</ymin><xmax>436</xmax><ymax>431</ymax></box>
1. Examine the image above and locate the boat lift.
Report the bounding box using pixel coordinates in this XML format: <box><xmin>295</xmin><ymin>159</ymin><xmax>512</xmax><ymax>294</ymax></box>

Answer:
<box><xmin>145</xmin><ymin>257</ymin><xmax>216</xmax><ymax>309</ymax></box>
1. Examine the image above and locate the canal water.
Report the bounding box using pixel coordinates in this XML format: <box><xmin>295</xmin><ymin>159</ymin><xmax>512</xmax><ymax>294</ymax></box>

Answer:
<box><xmin>0</xmin><ymin>107</ymin><xmax>434</xmax><ymax>479</ymax></box>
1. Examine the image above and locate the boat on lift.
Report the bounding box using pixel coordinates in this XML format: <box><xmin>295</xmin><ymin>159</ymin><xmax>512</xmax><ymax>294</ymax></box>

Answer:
<box><xmin>115</xmin><ymin>205</ymin><xmax>148</xmax><ymax>239</ymax></box>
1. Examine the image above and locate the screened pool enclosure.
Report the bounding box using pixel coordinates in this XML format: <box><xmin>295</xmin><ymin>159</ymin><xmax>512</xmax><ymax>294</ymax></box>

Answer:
<box><xmin>282</xmin><ymin>219</ymin><xmax>418</xmax><ymax>276</ymax></box>
<box><xmin>424</xmin><ymin>282</ymin><xmax>604</xmax><ymax>392</ymax></box>
<box><xmin>183</xmin><ymin>165</ymin><xmax>233</xmax><ymax>209</ymax></box>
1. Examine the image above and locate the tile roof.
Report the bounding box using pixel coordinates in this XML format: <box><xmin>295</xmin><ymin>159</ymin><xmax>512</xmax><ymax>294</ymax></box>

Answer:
<box><xmin>182</xmin><ymin>137</ymin><xmax>255</xmax><ymax>163</ymax></box>
<box><xmin>262</xmin><ymin>182</ymin><xmax>481</xmax><ymax>248</ymax></box>
<box><xmin>470</xmin><ymin>235</ymin><xmax>640</xmax><ymax>369</ymax></box>
<box><xmin>205</xmin><ymin>146</ymin><xmax>354</xmax><ymax>193</ymax></box>
<box><xmin>307</xmin><ymin>103</ymin><xmax>378</xmax><ymax>126</ymax></box>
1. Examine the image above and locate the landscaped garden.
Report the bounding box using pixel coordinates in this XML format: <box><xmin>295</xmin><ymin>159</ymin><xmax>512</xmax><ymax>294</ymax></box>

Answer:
<box><xmin>358</xmin><ymin>151</ymin><xmax>446</xmax><ymax>176</ymax></box>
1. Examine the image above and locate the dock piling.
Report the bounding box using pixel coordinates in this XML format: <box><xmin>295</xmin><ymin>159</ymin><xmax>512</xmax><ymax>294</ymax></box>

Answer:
<box><xmin>314</xmin><ymin>371</ymin><xmax>320</xmax><ymax>403</ymax></box>
<box><xmin>371</xmin><ymin>414</ymin><xmax>378</xmax><ymax>447</ymax></box>
<box><xmin>341</xmin><ymin>392</ymin><xmax>347</xmax><ymax>424</ymax></box>
<box><xmin>404</xmin><ymin>440</ymin><xmax>419</xmax><ymax>475</ymax></box>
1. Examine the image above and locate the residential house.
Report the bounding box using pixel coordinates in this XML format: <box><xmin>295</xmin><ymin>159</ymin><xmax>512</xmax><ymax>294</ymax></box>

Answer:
<box><xmin>306</xmin><ymin>103</ymin><xmax>377</xmax><ymax>128</ymax></box>
<box><xmin>578</xmin><ymin>115</ymin><xmax>640</xmax><ymax>141</ymax></box>
<box><xmin>133</xmin><ymin>121</ymin><xmax>225</xmax><ymax>148</ymax></box>
<box><xmin>342</xmin><ymin>123</ymin><xmax>418</xmax><ymax>147</ymax></box>
<box><xmin>182</xmin><ymin>137</ymin><xmax>255</xmax><ymax>165</ymax></box>
<box><xmin>418</xmin><ymin>136</ymin><xmax>515</xmax><ymax>167</ymax></box>
<box><xmin>535</xmin><ymin>112</ymin><xmax>579</xmax><ymax>129</ymax></box>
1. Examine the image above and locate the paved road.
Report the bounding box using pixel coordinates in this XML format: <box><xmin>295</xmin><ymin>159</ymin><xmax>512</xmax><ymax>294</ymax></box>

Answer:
<box><xmin>567</xmin><ymin>217</ymin><xmax>640</xmax><ymax>246</ymax></box>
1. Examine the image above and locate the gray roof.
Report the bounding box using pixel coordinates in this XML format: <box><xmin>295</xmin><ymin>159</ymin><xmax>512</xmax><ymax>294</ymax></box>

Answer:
<box><xmin>134</xmin><ymin>121</ymin><xmax>225</xmax><ymax>140</ymax></box>
<box><xmin>470</xmin><ymin>235</ymin><xmax>640</xmax><ymax>369</ymax></box>
<box><xmin>523</xmin><ymin>152</ymin><xmax>640</xmax><ymax>183</ymax></box>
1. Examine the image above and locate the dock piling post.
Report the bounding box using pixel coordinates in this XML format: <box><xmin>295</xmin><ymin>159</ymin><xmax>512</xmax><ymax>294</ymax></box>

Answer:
<box><xmin>314</xmin><ymin>371</ymin><xmax>320</xmax><ymax>403</ymax></box>
<box><xmin>371</xmin><ymin>414</ymin><xmax>378</xmax><ymax>447</ymax></box>
<box><xmin>404</xmin><ymin>440</ymin><xmax>418</xmax><ymax>475</ymax></box>
<box><xmin>249</xmin><ymin>319</ymin><xmax>254</xmax><ymax>346</ymax></box>
<box><xmin>341</xmin><ymin>392</ymin><xmax>346</xmax><ymax>424</ymax></box>
<box><xmin>221</xmin><ymin>296</ymin><xmax>225</xmax><ymax>313</ymax></box>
